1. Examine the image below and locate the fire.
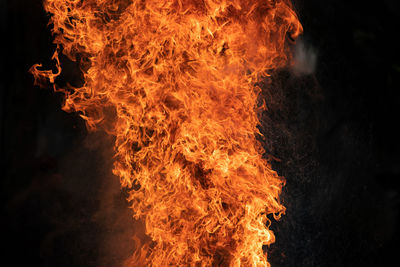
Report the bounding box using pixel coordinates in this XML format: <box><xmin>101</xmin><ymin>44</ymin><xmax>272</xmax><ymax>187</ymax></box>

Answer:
<box><xmin>31</xmin><ymin>0</ymin><xmax>302</xmax><ymax>265</ymax></box>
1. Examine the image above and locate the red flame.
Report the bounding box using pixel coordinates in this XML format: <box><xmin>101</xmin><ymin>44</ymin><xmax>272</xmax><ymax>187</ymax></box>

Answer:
<box><xmin>31</xmin><ymin>0</ymin><xmax>302</xmax><ymax>265</ymax></box>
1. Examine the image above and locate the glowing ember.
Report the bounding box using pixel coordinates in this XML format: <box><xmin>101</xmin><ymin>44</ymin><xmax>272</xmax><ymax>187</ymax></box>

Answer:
<box><xmin>31</xmin><ymin>0</ymin><xmax>302</xmax><ymax>265</ymax></box>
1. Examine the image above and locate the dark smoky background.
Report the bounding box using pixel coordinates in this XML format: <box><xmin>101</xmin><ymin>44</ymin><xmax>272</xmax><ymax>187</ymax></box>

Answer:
<box><xmin>1</xmin><ymin>0</ymin><xmax>399</xmax><ymax>266</ymax></box>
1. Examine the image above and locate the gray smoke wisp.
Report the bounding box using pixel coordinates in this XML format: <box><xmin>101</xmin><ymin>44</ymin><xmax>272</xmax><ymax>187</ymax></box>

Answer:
<box><xmin>291</xmin><ymin>38</ymin><xmax>317</xmax><ymax>76</ymax></box>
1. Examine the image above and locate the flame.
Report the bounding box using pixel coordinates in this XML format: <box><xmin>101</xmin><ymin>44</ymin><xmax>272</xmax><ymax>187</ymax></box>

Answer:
<box><xmin>31</xmin><ymin>0</ymin><xmax>302</xmax><ymax>265</ymax></box>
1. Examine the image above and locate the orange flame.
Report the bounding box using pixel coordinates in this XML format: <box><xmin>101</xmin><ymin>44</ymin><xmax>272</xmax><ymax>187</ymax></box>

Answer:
<box><xmin>31</xmin><ymin>0</ymin><xmax>302</xmax><ymax>265</ymax></box>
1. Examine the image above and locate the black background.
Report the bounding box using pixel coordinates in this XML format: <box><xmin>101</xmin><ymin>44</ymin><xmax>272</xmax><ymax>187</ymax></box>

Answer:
<box><xmin>2</xmin><ymin>0</ymin><xmax>400</xmax><ymax>266</ymax></box>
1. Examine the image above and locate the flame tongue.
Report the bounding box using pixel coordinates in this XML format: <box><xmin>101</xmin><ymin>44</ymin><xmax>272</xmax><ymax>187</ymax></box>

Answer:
<box><xmin>32</xmin><ymin>0</ymin><xmax>302</xmax><ymax>265</ymax></box>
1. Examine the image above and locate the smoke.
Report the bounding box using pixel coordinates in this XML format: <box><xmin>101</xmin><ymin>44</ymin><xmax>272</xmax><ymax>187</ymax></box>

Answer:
<box><xmin>290</xmin><ymin>38</ymin><xmax>317</xmax><ymax>76</ymax></box>
<box><xmin>71</xmin><ymin>132</ymin><xmax>144</xmax><ymax>267</ymax></box>
<box><xmin>88</xmin><ymin>133</ymin><xmax>146</xmax><ymax>267</ymax></box>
